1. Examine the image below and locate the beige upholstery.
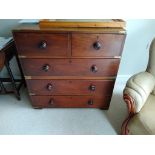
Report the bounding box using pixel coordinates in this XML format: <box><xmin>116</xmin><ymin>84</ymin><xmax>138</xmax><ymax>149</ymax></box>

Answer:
<box><xmin>123</xmin><ymin>38</ymin><xmax>155</xmax><ymax>135</ymax></box>
<box><xmin>124</xmin><ymin>72</ymin><xmax>155</xmax><ymax>112</ymax></box>
<box><xmin>128</xmin><ymin>94</ymin><xmax>155</xmax><ymax>135</ymax></box>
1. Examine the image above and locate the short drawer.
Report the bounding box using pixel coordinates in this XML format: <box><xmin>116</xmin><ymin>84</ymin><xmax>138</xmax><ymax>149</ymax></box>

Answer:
<box><xmin>30</xmin><ymin>95</ymin><xmax>111</xmax><ymax>109</ymax></box>
<box><xmin>13</xmin><ymin>33</ymin><xmax>68</xmax><ymax>57</ymax></box>
<box><xmin>21</xmin><ymin>58</ymin><xmax>120</xmax><ymax>77</ymax></box>
<box><xmin>72</xmin><ymin>33</ymin><xmax>125</xmax><ymax>57</ymax></box>
<box><xmin>26</xmin><ymin>79</ymin><xmax>115</xmax><ymax>95</ymax></box>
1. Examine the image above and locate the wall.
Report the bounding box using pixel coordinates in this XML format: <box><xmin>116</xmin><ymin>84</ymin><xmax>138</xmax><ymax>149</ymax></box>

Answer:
<box><xmin>119</xmin><ymin>19</ymin><xmax>155</xmax><ymax>76</ymax></box>
<box><xmin>1</xmin><ymin>19</ymin><xmax>155</xmax><ymax>77</ymax></box>
<box><xmin>0</xmin><ymin>19</ymin><xmax>20</xmax><ymax>77</ymax></box>
<box><xmin>0</xmin><ymin>19</ymin><xmax>20</xmax><ymax>37</ymax></box>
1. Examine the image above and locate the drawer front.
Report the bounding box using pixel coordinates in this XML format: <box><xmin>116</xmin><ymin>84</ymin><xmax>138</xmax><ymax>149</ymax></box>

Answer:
<box><xmin>30</xmin><ymin>95</ymin><xmax>111</xmax><ymax>109</ymax></box>
<box><xmin>26</xmin><ymin>79</ymin><xmax>115</xmax><ymax>95</ymax></box>
<box><xmin>21</xmin><ymin>58</ymin><xmax>120</xmax><ymax>77</ymax></box>
<box><xmin>14</xmin><ymin>33</ymin><xmax>68</xmax><ymax>57</ymax></box>
<box><xmin>72</xmin><ymin>33</ymin><xmax>125</xmax><ymax>57</ymax></box>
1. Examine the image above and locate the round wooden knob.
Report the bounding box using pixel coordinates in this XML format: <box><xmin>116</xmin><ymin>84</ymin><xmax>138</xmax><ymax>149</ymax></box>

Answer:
<box><xmin>89</xmin><ymin>85</ymin><xmax>96</xmax><ymax>91</ymax></box>
<box><xmin>47</xmin><ymin>83</ymin><xmax>53</xmax><ymax>91</ymax></box>
<box><xmin>42</xmin><ymin>64</ymin><xmax>50</xmax><ymax>72</ymax></box>
<box><xmin>88</xmin><ymin>99</ymin><xmax>94</xmax><ymax>105</ymax></box>
<box><xmin>93</xmin><ymin>41</ymin><xmax>101</xmax><ymax>50</ymax></box>
<box><xmin>49</xmin><ymin>98</ymin><xmax>54</xmax><ymax>105</ymax></box>
<box><xmin>91</xmin><ymin>65</ymin><xmax>98</xmax><ymax>73</ymax></box>
<box><xmin>39</xmin><ymin>41</ymin><xmax>47</xmax><ymax>49</ymax></box>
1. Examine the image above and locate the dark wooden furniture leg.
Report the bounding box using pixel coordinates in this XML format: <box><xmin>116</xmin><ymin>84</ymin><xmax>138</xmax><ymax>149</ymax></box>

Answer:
<box><xmin>0</xmin><ymin>41</ymin><xmax>25</xmax><ymax>100</ymax></box>
<box><xmin>0</xmin><ymin>79</ymin><xmax>7</xmax><ymax>93</ymax></box>
<box><xmin>5</xmin><ymin>60</ymin><xmax>21</xmax><ymax>100</ymax></box>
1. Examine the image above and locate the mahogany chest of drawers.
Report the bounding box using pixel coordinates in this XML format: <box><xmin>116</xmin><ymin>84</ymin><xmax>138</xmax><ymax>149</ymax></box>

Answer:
<box><xmin>13</xmin><ymin>21</ymin><xmax>126</xmax><ymax>109</ymax></box>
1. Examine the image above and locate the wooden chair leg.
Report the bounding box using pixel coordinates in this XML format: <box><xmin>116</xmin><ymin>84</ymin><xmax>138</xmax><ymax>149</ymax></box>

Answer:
<box><xmin>121</xmin><ymin>114</ymin><xmax>135</xmax><ymax>135</ymax></box>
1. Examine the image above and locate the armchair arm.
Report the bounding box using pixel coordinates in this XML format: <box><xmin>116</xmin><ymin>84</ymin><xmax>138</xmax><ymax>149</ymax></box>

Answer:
<box><xmin>123</xmin><ymin>71</ymin><xmax>155</xmax><ymax>113</ymax></box>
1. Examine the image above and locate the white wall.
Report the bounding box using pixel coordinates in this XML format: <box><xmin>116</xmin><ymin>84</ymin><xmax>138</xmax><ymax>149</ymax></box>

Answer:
<box><xmin>0</xmin><ymin>19</ymin><xmax>20</xmax><ymax>37</ymax></box>
<box><xmin>1</xmin><ymin>19</ymin><xmax>155</xmax><ymax>77</ymax></box>
<box><xmin>118</xmin><ymin>19</ymin><xmax>155</xmax><ymax>75</ymax></box>
<box><xmin>0</xmin><ymin>19</ymin><xmax>20</xmax><ymax>77</ymax></box>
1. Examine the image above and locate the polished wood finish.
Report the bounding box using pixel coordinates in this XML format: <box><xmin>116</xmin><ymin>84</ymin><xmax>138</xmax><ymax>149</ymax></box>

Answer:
<box><xmin>30</xmin><ymin>95</ymin><xmax>111</xmax><ymax>109</ymax></box>
<box><xmin>72</xmin><ymin>34</ymin><xmax>125</xmax><ymax>57</ymax></box>
<box><xmin>121</xmin><ymin>94</ymin><xmax>136</xmax><ymax>135</ymax></box>
<box><xmin>13</xmin><ymin>21</ymin><xmax>126</xmax><ymax>108</ymax></box>
<box><xmin>13</xmin><ymin>33</ymin><xmax>69</xmax><ymax>57</ymax></box>
<box><xmin>18</xmin><ymin>56</ymin><xmax>121</xmax><ymax>59</ymax></box>
<box><xmin>26</xmin><ymin>79</ymin><xmax>115</xmax><ymax>95</ymax></box>
<box><xmin>39</xmin><ymin>19</ymin><xmax>126</xmax><ymax>28</ymax></box>
<box><xmin>24</xmin><ymin>76</ymin><xmax>116</xmax><ymax>80</ymax></box>
<box><xmin>13</xmin><ymin>24</ymin><xmax>126</xmax><ymax>34</ymax></box>
<box><xmin>20</xmin><ymin>58</ymin><xmax>120</xmax><ymax>77</ymax></box>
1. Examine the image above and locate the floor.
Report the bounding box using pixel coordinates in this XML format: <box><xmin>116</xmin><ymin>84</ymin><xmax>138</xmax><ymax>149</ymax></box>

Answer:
<box><xmin>0</xmin><ymin>78</ymin><xmax>128</xmax><ymax>135</ymax></box>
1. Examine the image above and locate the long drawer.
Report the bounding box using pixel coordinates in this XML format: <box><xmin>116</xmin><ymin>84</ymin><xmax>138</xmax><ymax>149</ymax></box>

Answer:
<box><xmin>20</xmin><ymin>58</ymin><xmax>120</xmax><ymax>77</ymax></box>
<box><xmin>13</xmin><ymin>33</ymin><xmax>69</xmax><ymax>57</ymax></box>
<box><xmin>30</xmin><ymin>95</ymin><xmax>111</xmax><ymax>109</ymax></box>
<box><xmin>26</xmin><ymin>79</ymin><xmax>115</xmax><ymax>95</ymax></box>
<box><xmin>72</xmin><ymin>33</ymin><xmax>125</xmax><ymax>57</ymax></box>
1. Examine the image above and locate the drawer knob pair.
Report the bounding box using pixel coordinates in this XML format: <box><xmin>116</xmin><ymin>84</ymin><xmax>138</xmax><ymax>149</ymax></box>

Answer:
<box><xmin>93</xmin><ymin>41</ymin><xmax>101</xmax><ymax>50</ymax></box>
<box><xmin>88</xmin><ymin>99</ymin><xmax>94</xmax><ymax>105</ymax></box>
<box><xmin>49</xmin><ymin>99</ymin><xmax>93</xmax><ymax>106</ymax></box>
<box><xmin>89</xmin><ymin>85</ymin><xmax>96</xmax><ymax>91</ymax></box>
<box><xmin>91</xmin><ymin>65</ymin><xmax>98</xmax><ymax>72</ymax></box>
<box><xmin>49</xmin><ymin>98</ymin><xmax>54</xmax><ymax>105</ymax></box>
<box><xmin>42</xmin><ymin>64</ymin><xmax>50</xmax><ymax>72</ymax></box>
<box><xmin>42</xmin><ymin>64</ymin><xmax>98</xmax><ymax>73</ymax></box>
<box><xmin>47</xmin><ymin>83</ymin><xmax>53</xmax><ymax>91</ymax></box>
<box><xmin>39</xmin><ymin>41</ymin><xmax>47</xmax><ymax>49</ymax></box>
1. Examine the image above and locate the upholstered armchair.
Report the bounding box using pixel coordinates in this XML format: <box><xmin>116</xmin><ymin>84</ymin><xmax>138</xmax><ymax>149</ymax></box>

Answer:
<box><xmin>122</xmin><ymin>38</ymin><xmax>155</xmax><ymax>135</ymax></box>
